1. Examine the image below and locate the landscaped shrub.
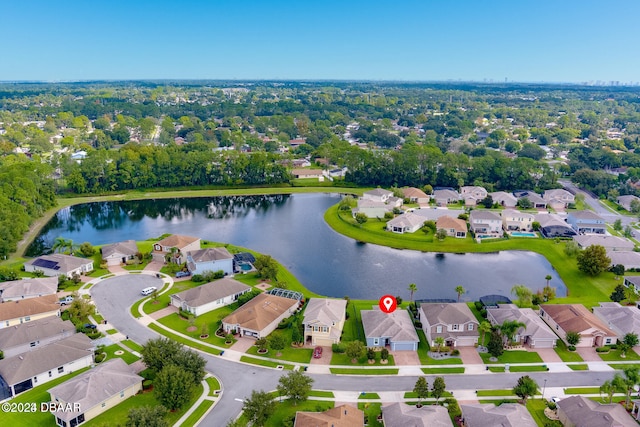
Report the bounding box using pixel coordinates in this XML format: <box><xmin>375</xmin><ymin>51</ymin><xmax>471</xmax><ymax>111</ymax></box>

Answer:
<box><xmin>595</xmin><ymin>346</ymin><xmax>610</xmax><ymax>353</ymax></box>
<box><xmin>474</xmin><ymin>301</ymin><xmax>483</xmax><ymax>311</ymax></box>
<box><xmin>413</xmin><ymin>321</ymin><xmax>422</xmax><ymax>328</ymax></box>
<box><xmin>191</xmin><ymin>274</ymin><xmax>204</xmax><ymax>282</ymax></box>
<box><xmin>94</xmin><ymin>353</ymin><xmax>106</xmax><ymax>363</ymax></box>
<box><xmin>546</xmin><ymin>401</ymin><xmax>557</xmax><ymax>410</ymax></box>
<box><xmin>568</xmin><ymin>345</ymin><xmax>576</xmax><ymax>351</ymax></box>
<box><xmin>451</xmin><ymin>349</ymin><xmax>460</xmax><ymax>356</ymax></box>
<box><xmin>332</xmin><ymin>343</ymin><xmax>346</xmax><ymax>353</ymax></box>
<box><xmin>610</xmin><ymin>344</ymin><xmax>618</xmax><ymax>350</ymax></box>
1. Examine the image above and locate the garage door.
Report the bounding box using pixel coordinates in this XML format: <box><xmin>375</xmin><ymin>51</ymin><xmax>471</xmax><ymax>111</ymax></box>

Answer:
<box><xmin>392</xmin><ymin>342</ymin><xmax>417</xmax><ymax>351</ymax></box>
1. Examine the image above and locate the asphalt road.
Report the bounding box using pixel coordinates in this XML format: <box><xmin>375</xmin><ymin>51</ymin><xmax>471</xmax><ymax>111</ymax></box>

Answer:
<box><xmin>91</xmin><ymin>274</ymin><xmax>621</xmax><ymax>426</ymax></box>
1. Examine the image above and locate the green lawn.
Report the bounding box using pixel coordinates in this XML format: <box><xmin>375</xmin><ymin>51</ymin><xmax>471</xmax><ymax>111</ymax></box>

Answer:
<box><xmin>421</xmin><ymin>367</ymin><xmax>465</xmax><ymax>374</ymax></box>
<box><xmin>480</xmin><ymin>350</ymin><xmax>543</xmax><ymax>364</ymax></box>
<box><xmin>245</xmin><ymin>327</ymin><xmax>313</xmax><ymax>363</ymax></box>
<box><xmin>130</xmin><ymin>297</ymin><xmax>145</xmax><ymax>318</ymax></box>
<box><xmin>206</xmin><ymin>376</ymin><xmax>221</xmax><ymax>394</ymax></box>
<box><xmin>0</xmin><ymin>368</ymin><xmax>90</xmax><ymax>427</ymax></box>
<box><xmin>266</xmin><ymin>400</ymin><xmax>333</xmax><ymax>427</ymax></box>
<box><xmin>143</xmin><ymin>279</ymin><xmax>198</xmax><ymax>314</ymax></box>
<box><xmin>359</xmin><ymin>392</ymin><xmax>381</xmax><ymax>399</ymax></box>
<box><xmin>564</xmin><ymin>387</ymin><xmax>601</xmax><ymax>394</ymax></box>
<box><xmin>148</xmin><ymin>323</ymin><xmax>222</xmax><ymax>355</ymax></box>
<box><xmin>527</xmin><ymin>399</ymin><xmax>562</xmax><ymax>427</ymax></box>
<box><xmin>569</xmin><ymin>364</ymin><xmax>589</xmax><ymax>370</ymax></box>
<box><xmin>599</xmin><ymin>348</ymin><xmax>640</xmax><ymax>361</ymax></box>
<box><xmin>105</xmin><ymin>328</ymin><xmax>118</xmax><ymax>335</ymax></box>
<box><xmin>101</xmin><ymin>343</ymin><xmax>140</xmax><ymax>365</ymax></box>
<box><xmin>358</xmin><ymin>402</ymin><xmax>383</xmax><ymax>427</ymax></box>
<box><xmin>308</xmin><ymin>390</ymin><xmax>335</xmax><ymax>398</ymax></box>
<box><xmin>415</xmin><ymin>329</ymin><xmax>463</xmax><ymax>365</ymax></box>
<box><xmin>122</xmin><ymin>339</ymin><xmax>143</xmax><ymax>353</ymax></box>
<box><xmin>555</xmin><ymin>340</ymin><xmax>584</xmax><ymax>362</ymax></box>
<box><xmin>476</xmin><ymin>389</ymin><xmax>516</xmax><ymax>397</ymax></box>
<box><xmin>509</xmin><ymin>365</ymin><xmax>549</xmax><ymax>372</ymax></box>
<box><xmin>181</xmin><ymin>400</ymin><xmax>214</xmax><ymax>427</ymax></box>
<box><xmin>156</xmin><ymin>304</ymin><xmax>238</xmax><ymax>348</ymax></box>
<box><xmin>404</xmin><ymin>391</ymin><xmax>453</xmax><ymax>398</ymax></box>
<box><xmin>330</xmin><ymin>351</ymin><xmax>395</xmax><ymax>366</ymax></box>
<box><xmin>609</xmin><ymin>363</ymin><xmax>640</xmax><ymax>370</ymax></box>
<box><xmin>239</xmin><ymin>356</ymin><xmax>294</xmax><ymax>370</ymax></box>
<box><xmin>330</xmin><ymin>368</ymin><xmax>399</xmax><ymax>375</ymax></box>
<box><xmin>325</xmin><ymin>204</ymin><xmax>621</xmax><ymax>307</ymax></box>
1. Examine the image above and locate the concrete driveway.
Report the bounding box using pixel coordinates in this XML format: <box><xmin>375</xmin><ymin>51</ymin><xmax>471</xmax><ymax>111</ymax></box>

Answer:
<box><xmin>229</xmin><ymin>337</ymin><xmax>256</xmax><ymax>353</ymax></box>
<box><xmin>390</xmin><ymin>350</ymin><xmax>420</xmax><ymax>365</ymax></box>
<box><xmin>458</xmin><ymin>347</ymin><xmax>483</xmax><ymax>364</ymax></box>
<box><xmin>533</xmin><ymin>347</ymin><xmax>562</xmax><ymax>364</ymax></box>
<box><xmin>309</xmin><ymin>346</ymin><xmax>332</xmax><ymax>365</ymax></box>
<box><xmin>576</xmin><ymin>347</ymin><xmax>602</xmax><ymax>362</ymax></box>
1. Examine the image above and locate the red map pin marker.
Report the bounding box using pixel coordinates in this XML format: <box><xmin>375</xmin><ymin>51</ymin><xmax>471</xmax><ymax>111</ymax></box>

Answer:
<box><xmin>379</xmin><ymin>295</ymin><xmax>397</xmax><ymax>313</ymax></box>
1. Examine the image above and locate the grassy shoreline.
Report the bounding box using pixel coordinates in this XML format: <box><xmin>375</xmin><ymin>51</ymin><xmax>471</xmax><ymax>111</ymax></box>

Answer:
<box><xmin>5</xmin><ymin>186</ymin><xmax>365</xmax><ymax>265</ymax></box>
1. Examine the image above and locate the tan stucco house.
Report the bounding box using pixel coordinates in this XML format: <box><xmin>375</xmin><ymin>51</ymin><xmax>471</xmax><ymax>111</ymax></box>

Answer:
<box><xmin>222</xmin><ymin>293</ymin><xmax>299</xmax><ymax>339</ymax></box>
<box><xmin>302</xmin><ymin>298</ymin><xmax>347</xmax><ymax>346</ymax></box>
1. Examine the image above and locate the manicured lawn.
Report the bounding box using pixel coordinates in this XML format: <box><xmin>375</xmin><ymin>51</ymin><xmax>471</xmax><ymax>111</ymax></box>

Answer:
<box><xmin>106</xmin><ymin>328</ymin><xmax>118</xmax><ymax>334</ymax></box>
<box><xmin>266</xmin><ymin>400</ymin><xmax>333</xmax><ymax>427</ymax></box>
<box><xmin>143</xmin><ymin>279</ymin><xmax>198</xmax><ymax>314</ymax></box>
<box><xmin>404</xmin><ymin>391</ymin><xmax>453</xmax><ymax>398</ymax></box>
<box><xmin>489</xmin><ymin>366</ymin><xmax>505</xmax><ymax>372</ymax></box>
<box><xmin>330</xmin><ymin>368</ymin><xmax>399</xmax><ymax>375</ymax></box>
<box><xmin>341</xmin><ymin>300</ymin><xmax>377</xmax><ymax>342</ymax></box>
<box><xmin>359</xmin><ymin>392</ymin><xmax>381</xmax><ymax>399</ymax></box>
<box><xmin>206</xmin><ymin>376</ymin><xmax>221</xmax><ymax>394</ymax></box>
<box><xmin>325</xmin><ymin>204</ymin><xmax>621</xmax><ymax>307</ymax></box>
<box><xmin>1</xmin><ymin>368</ymin><xmax>90</xmax><ymax>427</ymax></box>
<box><xmin>245</xmin><ymin>328</ymin><xmax>312</xmax><ymax>363</ymax></box>
<box><xmin>181</xmin><ymin>400</ymin><xmax>214</xmax><ymax>427</ymax></box>
<box><xmin>554</xmin><ymin>339</ymin><xmax>584</xmax><ymax>362</ymax></box>
<box><xmin>527</xmin><ymin>399</ymin><xmax>562</xmax><ymax>427</ymax></box>
<box><xmin>148</xmin><ymin>323</ymin><xmax>222</xmax><ymax>355</ymax></box>
<box><xmin>421</xmin><ymin>367</ymin><xmax>465</xmax><ymax>374</ymax></box>
<box><xmin>330</xmin><ymin>351</ymin><xmax>395</xmax><ymax>366</ymax></box>
<box><xmin>569</xmin><ymin>364</ymin><xmax>589</xmax><ymax>370</ymax></box>
<box><xmin>599</xmin><ymin>348</ymin><xmax>640</xmax><ymax>361</ymax></box>
<box><xmin>609</xmin><ymin>363</ymin><xmax>640</xmax><ymax>370</ymax></box>
<box><xmin>476</xmin><ymin>389</ymin><xmax>516</xmax><ymax>397</ymax></box>
<box><xmin>480</xmin><ymin>351</ymin><xmax>543</xmax><ymax>364</ymax></box>
<box><xmin>130</xmin><ymin>297</ymin><xmax>145</xmax><ymax>318</ymax></box>
<box><xmin>564</xmin><ymin>387</ymin><xmax>601</xmax><ymax>394</ymax></box>
<box><xmin>101</xmin><ymin>343</ymin><xmax>140</xmax><ymax>365</ymax></box>
<box><xmin>358</xmin><ymin>402</ymin><xmax>383</xmax><ymax>427</ymax></box>
<box><xmin>509</xmin><ymin>365</ymin><xmax>549</xmax><ymax>372</ymax></box>
<box><xmin>156</xmin><ymin>304</ymin><xmax>238</xmax><ymax>348</ymax></box>
<box><xmin>416</xmin><ymin>329</ymin><xmax>463</xmax><ymax>365</ymax></box>
<box><xmin>308</xmin><ymin>390</ymin><xmax>335</xmax><ymax>398</ymax></box>
<box><xmin>239</xmin><ymin>356</ymin><xmax>294</xmax><ymax>370</ymax></box>
<box><xmin>122</xmin><ymin>339</ymin><xmax>143</xmax><ymax>353</ymax></box>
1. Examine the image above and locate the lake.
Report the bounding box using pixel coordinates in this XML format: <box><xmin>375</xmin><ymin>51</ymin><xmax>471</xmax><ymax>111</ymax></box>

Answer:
<box><xmin>28</xmin><ymin>193</ymin><xmax>566</xmax><ymax>300</ymax></box>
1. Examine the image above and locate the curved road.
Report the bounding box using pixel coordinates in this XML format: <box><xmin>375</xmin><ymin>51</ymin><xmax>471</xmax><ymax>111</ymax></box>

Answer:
<box><xmin>91</xmin><ymin>274</ymin><xmax>618</xmax><ymax>426</ymax></box>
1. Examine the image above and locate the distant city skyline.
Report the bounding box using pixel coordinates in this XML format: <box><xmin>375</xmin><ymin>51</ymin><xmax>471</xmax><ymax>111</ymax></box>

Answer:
<box><xmin>1</xmin><ymin>0</ymin><xmax>639</xmax><ymax>83</ymax></box>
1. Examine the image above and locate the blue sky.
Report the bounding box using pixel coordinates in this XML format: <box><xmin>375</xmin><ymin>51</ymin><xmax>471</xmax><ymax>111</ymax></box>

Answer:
<box><xmin>1</xmin><ymin>0</ymin><xmax>639</xmax><ymax>83</ymax></box>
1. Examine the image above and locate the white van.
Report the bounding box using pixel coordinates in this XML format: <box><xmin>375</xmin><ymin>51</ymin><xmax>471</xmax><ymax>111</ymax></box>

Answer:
<box><xmin>141</xmin><ymin>286</ymin><xmax>157</xmax><ymax>296</ymax></box>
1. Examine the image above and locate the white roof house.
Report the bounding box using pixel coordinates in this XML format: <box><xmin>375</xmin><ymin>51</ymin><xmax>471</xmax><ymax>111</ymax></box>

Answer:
<box><xmin>386</xmin><ymin>212</ymin><xmax>425</xmax><ymax>234</ymax></box>
<box><xmin>593</xmin><ymin>302</ymin><xmax>640</xmax><ymax>338</ymax></box>
<box><xmin>0</xmin><ymin>277</ymin><xmax>58</xmax><ymax>301</ymax></box>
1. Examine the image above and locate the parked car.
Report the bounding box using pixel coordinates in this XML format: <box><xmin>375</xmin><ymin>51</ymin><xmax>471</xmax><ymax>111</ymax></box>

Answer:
<box><xmin>58</xmin><ymin>296</ymin><xmax>74</xmax><ymax>305</ymax></box>
<box><xmin>83</xmin><ymin>323</ymin><xmax>97</xmax><ymax>330</ymax></box>
<box><xmin>141</xmin><ymin>286</ymin><xmax>157</xmax><ymax>296</ymax></box>
<box><xmin>313</xmin><ymin>346</ymin><xmax>323</xmax><ymax>359</ymax></box>
<box><xmin>176</xmin><ymin>271</ymin><xmax>191</xmax><ymax>278</ymax></box>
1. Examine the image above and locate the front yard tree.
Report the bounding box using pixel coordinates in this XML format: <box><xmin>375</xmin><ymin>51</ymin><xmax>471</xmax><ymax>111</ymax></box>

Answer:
<box><xmin>434</xmin><ymin>336</ymin><xmax>445</xmax><ymax>353</ymax></box>
<box><xmin>577</xmin><ymin>244</ymin><xmax>611</xmax><ymax>276</ymax></box>
<box><xmin>513</xmin><ymin>375</ymin><xmax>538</xmax><ymax>404</ymax></box>
<box><xmin>408</xmin><ymin>283</ymin><xmax>417</xmax><ymax>303</ymax></box>
<box><xmin>432</xmin><ymin>376</ymin><xmax>446</xmax><ymax>403</ymax></box>
<box><xmin>565</xmin><ymin>331</ymin><xmax>581</xmax><ymax>347</ymax></box>
<box><xmin>624</xmin><ymin>333</ymin><xmax>639</xmax><ymax>348</ymax></box>
<box><xmin>499</xmin><ymin>320</ymin><xmax>525</xmax><ymax>347</ymax></box>
<box><xmin>277</xmin><ymin>370</ymin><xmax>314</xmax><ymax>405</ymax></box>
<box><xmin>614</xmin><ymin>219</ymin><xmax>623</xmax><ymax>231</ymax></box>
<box><xmin>619</xmin><ymin>366</ymin><xmax>640</xmax><ymax>406</ymax></box>
<box><xmin>455</xmin><ymin>285</ymin><xmax>465</xmax><ymax>302</ymax></box>
<box><xmin>354</xmin><ymin>213</ymin><xmax>368</xmax><ymax>226</ymax></box>
<box><xmin>78</xmin><ymin>241</ymin><xmax>95</xmax><ymax>257</ymax></box>
<box><xmin>126</xmin><ymin>405</ymin><xmax>169</xmax><ymax>427</ymax></box>
<box><xmin>610</xmin><ymin>284</ymin><xmax>626</xmax><ymax>303</ymax></box>
<box><xmin>154</xmin><ymin>365</ymin><xmax>194</xmax><ymax>411</ymax></box>
<box><xmin>269</xmin><ymin>334</ymin><xmax>286</xmax><ymax>356</ymax></box>
<box><xmin>479</xmin><ymin>321</ymin><xmax>492</xmax><ymax>346</ymax></box>
<box><xmin>511</xmin><ymin>284</ymin><xmax>533</xmax><ymax>307</ymax></box>
<box><xmin>346</xmin><ymin>340</ymin><xmax>365</xmax><ymax>362</ymax></box>
<box><xmin>413</xmin><ymin>377</ymin><xmax>429</xmax><ymax>406</ymax></box>
<box><xmin>172</xmin><ymin>347</ymin><xmax>206</xmax><ymax>383</ymax></box>
<box><xmin>599</xmin><ymin>379</ymin><xmax>617</xmax><ymax>404</ymax></box>
<box><xmin>243</xmin><ymin>390</ymin><xmax>275</xmax><ymax>427</ymax></box>
<box><xmin>487</xmin><ymin>330</ymin><xmax>504</xmax><ymax>358</ymax></box>
<box><xmin>435</xmin><ymin>228</ymin><xmax>448</xmax><ymax>241</ymax></box>
<box><xmin>254</xmin><ymin>255</ymin><xmax>279</xmax><ymax>281</ymax></box>
<box><xmin>142</xmin><ymin>338</ymin><xmax>183</xmax><ymax>374</ymax></box>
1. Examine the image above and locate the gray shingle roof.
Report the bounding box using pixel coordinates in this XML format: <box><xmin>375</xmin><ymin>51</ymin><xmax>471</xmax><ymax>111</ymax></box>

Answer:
<box><xmin>487</xmin><ymin>304</ymin><xmax>556</xmax><ymax>342</ymax></box>
<box><xmin>382</xmin><ymin>402</ymin><xmax>452</xmax><ymax>427</ymax></box>
<box><xmin>187</xmin><ymin>247</ymin><xmax>233</xmax><ymax>263</ymax></box>
<box><xmin>100</xmin><ymin>240</ymin><xmax>138</xmax><ymax>258</ymax></box>
<box><xmin>303</xmin><ymin>298</ymin><xmax>347</xmax><ymax>328</ymax></box>
<box><xmin>0</xmin><ymin>277</ymin><xmax>58</xmax><ymax>300</ymax></box>
<box><xmin>593</xmin><ymin>302</ymin><xmax>640</xmax><ymax>337</ymax></box>
<box><xmin>461</xmin><ymin>403</ymin><xmax>537</xmax><ymax>427</ymax></box>
<box><xmin>557</xmin><ymin>395</ymin><xmax>637</xmax><ymax>427</ymax></box>
<box><xmin>0</xmin><ymin>316</ymin><xmax>75</xmax><ymax>350</ymax></box>
<box><xmin>171</xmin><ymin>278</ymin><xmax>250</xmax><ymax>308</ymax></box>
<box><xmin>361</xmin><ymin>309</ymin><xmax>419</xmax><ymax>343</ymax></box>
<box><xmin>26</xmin><ymin>254</ymin><xmax>92</xmax><ymax>275</ymax></box>
<box><xmin>420</xmin><ymin>303</ymin><xmax>478</xmax><ymax>327</ymax></box>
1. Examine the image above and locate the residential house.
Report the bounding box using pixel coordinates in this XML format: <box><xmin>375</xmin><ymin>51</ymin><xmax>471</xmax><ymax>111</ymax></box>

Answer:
<box><xmin>420</xmin><ymin>303</ymin><xmax>479</xmax><ymax>347</ymax></box>
<box><xmin>573</xmin><ymin>235</ymin><xmax>634</xmax><ymax>252</ymax></box>
<box><xmin>402</xmin><ymin>187</ymin><xmax>429</xmax><ymax>204</ymax></box>
<box><xmin>302</xmin><ymin>298</ymin><xmax>347</xmax><ymax>346</ymax></box>
<box><xmin>24</xmin><ymin>254</ymin><xmax>93</xmax><ymax>278</ymax></box>
<box><xmin>534</xmin><ymin>213</ymin><xmax>576</xmax><ymax>238</ymax></box>
<box><xmin>0</xmin><ymin>334</ymin><xmax>93</xmax><ymax>398</ymax></box>
<box><xmin>433</xmin><ymin>189</ymin><xmax>460</xmax><ymax>207</ymax></box>
<box><xmin>469</xmin><ymin>210</ymin><xmax>502</xmax><ymax>237</ymax></box>
<box><xmin>48</xmin><ymin>358</ymin><xmax>143</xmax><ymax>427</ymax></box>
<box><xmin>221</xmin><ymin>293</ymin><xmax>299</xmax><ymax>339</ymax></box>
<box><xmin>152</xmin><ymin>234</ymin><xmax>201</xmax><ymax>264</ymax></box>
<box><xmin>170</xmin><ymin>278</ymin><xmax>251</xmax><ymax>316</ymax></box>
<box><xmin>490</xmin><ymin>191</ymin><xmax>518</xmax><ymax>208</ymax></box>
<box><xmin>100</xmin><ymin>240</ymin><xmax>139</xmax><ymax>266</ymax></box>
<box><xmin>362</xmin><ymin>188</ymin><xmax>393</xmax><ymax>203</ymax></box>
<box><xmin>486</xmin><ymin>304</ymin><xmax>557</xmax><ymax>349</ymax></box>
<box><xmin>501</xmin><ymin>209</ymin><xmax>534</xmax><ymax>232</ymax></box>
<box><xmin>608</xmin><ymin>251</ymin><xmax>640</xmax><ymax>270</ymax></box>
<box><xmin>352</xmin><ymin>199</ymin><xmax>393</xmax><ymax>218</ymax></box>
<box><xmin>624</xmin><ymin>276</ymin><xmax>640</xmax><ymax>294</ymax></box>
<box><xmin>0</xmin><ymin>295</ymin><xmax>60</xmax><ymax>329</ymax></box>
<box><xmin>557</xmin><ymin>395</ymin><xmax>638</xmax><ymax>427</ymax></box>
<box><xmin>0</xmin><ymin>316</ymin><xmax>75</xmax><ymax>358</ymax></box>
<box><xmin>461</xmin><ymin>403</ymin><xmax>537</xmax><ymax>427</ymax></box>
<box><xmin>294</xmin><ymin>404</ymin><xmax>363</xmax><ymax>427</ymax></box>
<box><xmin>186</xmin><ymin>247</ymin><xmax>234</xmax><ymax>276</ymax></box>
<box><xmin>515</xmin><ymin>191</ymin><xmax>547</xmax><ymax>209</ymax></box>
<box><xmin>413</xmin><ymin>208</ymin><xmax>465</xmax><ymax>222</ymax></box>
<box><xmin>436</xmin><ymin>215</ymin><xmax>468</xmax><ymax>238</ymax></box>
<box><xmin>382</xmin><ymin>402</ymin><xmax>453</xmax><ymax>427</ymax></box>
<box><xmin>566</xmin><ymin>211</ymin><xmax>606</xmax><ymax>234</ymax></box>
<box><xmin>539</xmin><ymin>304</ymin><xmax>617</xmax><ymax>347</ymax></box>
<box><xmin>386</xmin><ymin>212</ymin><xmax>425</xmax><ymax>234</ymax></box>
<box><xmin>460</xmin><ymin>186</ymin><xmax>488</xmax><ymax>206</ymax></box>
<box><xmin>543</xmin><ymin>189</ymin><xmax>575</xmax><ymax>210</ymax></box>
<box><xmin>617</xmin><ymin>195</ymin><xmax>640</xmax><ymax>212</ymax></box>
<box><xmin>593</xmin><ymin>302</ymin><xmax>640</xmax><ymax>339</ymax></box>
<box><xmin>292</xmin><ymin>168</ymin><xmax>324</xmax><ymax>180</ymax></box>
<box><xmin>0</xmin><ymin>277</ymin><xmax>57</xmax><ymax>302</ymax></box>
<box><xmin>361</xmin><ymin>308</ymin><xmax>419</xmax><ymax>351</ymax></box>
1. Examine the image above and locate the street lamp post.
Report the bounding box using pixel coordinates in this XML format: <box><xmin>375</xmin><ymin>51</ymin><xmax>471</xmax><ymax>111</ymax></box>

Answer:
<box><xmin>542</xmin><ymin>379</ymin><xmax>547</xmax><ymax>401</ymax></box>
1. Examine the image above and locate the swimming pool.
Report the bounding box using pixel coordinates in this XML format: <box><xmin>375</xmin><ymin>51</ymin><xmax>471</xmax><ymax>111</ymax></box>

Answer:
<box><xmin>511</xmin><ymin>232</ymin><xmax>537</xmax><ymax>237</ymax></box>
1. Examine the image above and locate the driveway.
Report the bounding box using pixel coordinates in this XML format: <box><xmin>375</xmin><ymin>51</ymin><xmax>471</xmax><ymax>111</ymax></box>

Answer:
<box><xmin>458</xmin><ymin>347</ymin><xmax>483</xmax><ymax>364</ymax></box>
<box><xmin>108</xmin><ymin>264</ymin><xmax>127</xmax><ymax>274</ymax></box>
<box><xmin>533</xmin><ymin>347</ymin><xmax>562</xmax><ymax>364</ymax></box>
<box><xmin>309</xmin><ymin>346</ymin><xmax>332</xmax><ymax>365</ymax></box>
<box><xmin>229</xmin><ymin>337</ymin><xmax>256</xmax><ymax>353</ymax></box>
<box><xmin>149</xmin><ymin>305</ymin><xmax>178</xmax><ymax>320</ymax></box>
<box><xmin>390</xmin><ymin>350</ymin><xmax>420</xmax><ymax>366</ymax></box>
<box><xmin>576</xmin><ymin>347</ymin><xmax>602</xmax><ymax>362</ymax></box>
<box><xmin>144</xmin><ymin>260</ymin><xmax>164</xmax><ymax>272</ymax></box>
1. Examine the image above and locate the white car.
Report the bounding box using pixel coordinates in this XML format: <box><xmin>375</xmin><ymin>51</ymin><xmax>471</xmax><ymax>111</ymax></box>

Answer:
<box><xmin>141</xmin><ymin>287</ymin><xmax>157</xmax><ymax>296</ymax></box>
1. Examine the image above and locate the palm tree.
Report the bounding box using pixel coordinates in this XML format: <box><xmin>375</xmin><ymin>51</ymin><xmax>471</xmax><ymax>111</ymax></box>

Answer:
<box><xmin>499</xmin><ymin>320</ymin><xmax>526</xmax><ymax>347</ymax></box>
<box><xmin>600</xmin><ymin>379</ymin><xmax>616</xmax><ymax>404</ymax></box>
<box><xmin>455</xmin><ymin>285</ymin><xmax>465</xmax><ymax>302</ymax></box>
<box><xmin>434</xmin><ymin>336</ymin><xmax>445</xmax><ymax>353</ymax></box>
<box><xmin>408</xmin><ymin>283</ymin><xmax>417</xmax><ymax>303</ymax></box>
<box><xmin>545</xmin><ymin>275</ymin><xmax>552</xmax><ymax>287</ymax></box>
<box><xmin>52</xmin><ymin>237</ymin><xmax>73</xmax><ymax>254</ymax></box>
<box><xmin>618</xmin><ymin>366</ymin><xmax>640</xmax><ymax>407</ymax></box>
<box><xmin>479</xmin><ymin>321</ymin><xmax>492</xmax><ymax>347</ymax></box>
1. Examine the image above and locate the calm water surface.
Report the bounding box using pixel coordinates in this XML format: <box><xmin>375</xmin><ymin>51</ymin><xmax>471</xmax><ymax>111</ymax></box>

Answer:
<box><xmin>28</xmin><ymin>194</ymin><xmax>566</xmax><ymax>300</ymax></box>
